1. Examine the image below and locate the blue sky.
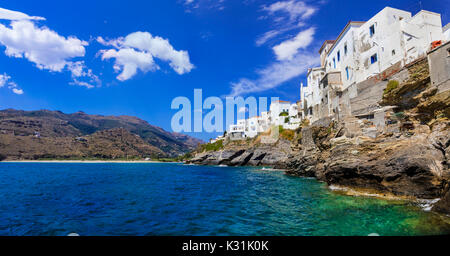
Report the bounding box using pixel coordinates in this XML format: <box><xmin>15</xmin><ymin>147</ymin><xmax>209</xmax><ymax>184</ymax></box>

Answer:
<box><xmin>0</xmin><ymin>0</ymin><xmax>448</xmax><ymax>141</ymax></box>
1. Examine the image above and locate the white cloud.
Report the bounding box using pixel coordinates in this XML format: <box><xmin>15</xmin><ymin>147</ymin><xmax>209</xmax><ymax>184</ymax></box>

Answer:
<box><xmin>98</xmin><ymin>31</ymin><xmax>194</xmax><ymax>81</ymax></box>
<box><xmin>228</xmin><ymin>0</ymin><xmax>321</xmax><ymax>97</ymax></box>
<box><xmin>182</xmin><ymin>0</ymin><xmax>225</xmax><ymax>12</ymax></box>
<box><xmin>0</xmin><ymin>73</ymin><xmax>24</xmax><ymax>94</ymax></box>
<box><xmin>0</xmin><ymin>20</ymin><xmax>87</xmax><ymax>72</ymax></box>
<box><xmin>228</xmin><ymin>51</ymin><xmax>319</xmax><ymax>97</ymax></box>
<box><xmin>263</xmin><ymin>1</ymin><xmax>316</xmax><ymax>21</ymax></box>
<box><xmin>124</xmin><ymin>32</ymin><xmax>194</xmax><ymax>75</ymax></box>
<box><xmin>272</xmin><ymin>27</ymin><xmax>315</xmax><ymax>60</ymax></box>
<box><xmin>0</xmin><ymin>7</ymin><xmax>45</xmax><ymax>21</ymax></box>
<box><xmin>12</xmin><ymin>88</ymin><xmax>23</xmax><ymax>95</ymax></box>
<box><xmin>96</xmin><ymin>36</ymin><xmax>123</xmax><ymax>49</ymax></box>
<box><xmin>0</xmin><ymin>73</ymin><xmax>10</xmax><ymax>87</ymax></box>
<box><xmin>257</xmin><ymin>1</ymin><xmax>315</xmax><ymax>47</ymax></box>
<box><xmin>100</xmin><ymin>48</ymin><xmax>157</xmax><ymax>81</ymax></box>
<box><xmin>0</xmin><ymin>7</ymin><xmax>99</xmax><ymax>89</ymax></box>
<box><xmin>256</xmin><ymin>30</ymin><xmax>283</xmax><ymax>46</ymax></box>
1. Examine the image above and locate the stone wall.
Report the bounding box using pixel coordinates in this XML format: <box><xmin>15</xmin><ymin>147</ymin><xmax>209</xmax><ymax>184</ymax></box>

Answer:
<box><xmin>428</xmin><ymin>41</ymin><xmax>450</xmax><ymax>93</ymax></box>
<box><xmin>348</xmin><ymin>61</ymin><xmax>409</xmax><ymax>117</ymax></box>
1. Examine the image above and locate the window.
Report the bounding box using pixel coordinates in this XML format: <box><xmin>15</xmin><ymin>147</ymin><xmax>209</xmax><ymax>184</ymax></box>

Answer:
<box><xmin>370</xmin><ymin>54</ymin><xmax>378</xmax><ymax>64</ymax></box>
<box><xmin>344</xmin><ymin>44</ymin><xmax>348</xmax><ymax>55</ymax></box>
<box><xmin>345</xmin><ymin>67</ymin><xmax>349</xmax><ymax>80</ymax></box>
<box><xmin>392</xmin><ymin>49</ymin><xmax>396</xmax><ymax>56</ymax></box>
<box><xmin>333</xmin><ymin>58</ymin><xmax>336</xmax><ymax>68</ymax></box>
<box><xmin>337</xmin><ymin>51</ymin><xmax>340</xmax><ymax>62</ymax></box>
<box><xmin>447</xmin><ymin>48</ymin><xmax>450</xmax><ymax>57</ymax></box>
<box><xmin>370</xmin><ymin>25</ymin><xmax>375</xmax><ymax>37</ymax></box>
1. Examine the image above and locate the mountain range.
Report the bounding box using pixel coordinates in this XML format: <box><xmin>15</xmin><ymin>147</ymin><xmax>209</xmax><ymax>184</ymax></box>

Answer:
<box><xmin>0</xmin><ymin>109</ymin><xmax>203</xmax><ymax>160</ymax></box>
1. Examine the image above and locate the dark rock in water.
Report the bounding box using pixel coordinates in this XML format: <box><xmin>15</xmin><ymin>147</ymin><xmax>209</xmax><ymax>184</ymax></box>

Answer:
<box><xmin>433</xmin><ymin>185</ymin><xmax>450</xmax><ymax>214</ymax></box>
<box><xmin>188</xmin><ymin>119</ymin><xmax>450</xmax><ymax>215</ymax></box>
<box><xmin>285</xmin><ymin>150</ymin><xmax>318</xmax><ymax>178</ymax></box>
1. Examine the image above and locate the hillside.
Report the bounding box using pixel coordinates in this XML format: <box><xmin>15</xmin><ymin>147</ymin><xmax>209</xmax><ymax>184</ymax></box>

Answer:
<box><xmin>0</xmin><ymin>109</ymin><xmax>203</xmax><ymax>160</ymax></box>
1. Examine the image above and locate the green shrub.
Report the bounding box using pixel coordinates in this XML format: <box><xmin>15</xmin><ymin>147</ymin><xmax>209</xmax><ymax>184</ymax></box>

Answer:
<box><xmin>279</xmin><ymin>111</ymin><xmax>289</xmax><ymax>117</ymax></box>
<box><xmin>384</xmin><ymin>80</ymin><xmax>399</xmax><ymax>95</ymax></box>
<box><xmin>280</xmin><ymin>128</ymin><xmax>295</xmax><ymax>141</ymax></box>
<box><xmin>200</xmin><ymin>140</ymin><xmax>224</xmax><ymax>152</ymax></box>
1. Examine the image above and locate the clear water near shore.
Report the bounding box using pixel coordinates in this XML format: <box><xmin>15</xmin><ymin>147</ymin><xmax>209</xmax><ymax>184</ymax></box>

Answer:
<box><xmin>0</xmin><ymin>162</ymin><xmax>449</xmax><ymax>236</ymax></box>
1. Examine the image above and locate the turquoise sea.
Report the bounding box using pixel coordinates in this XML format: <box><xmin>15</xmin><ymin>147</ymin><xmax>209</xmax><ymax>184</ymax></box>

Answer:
<box><xmin>0</xmin><ymin>162</ymin><xmax>448</xmax><ymax>236</ymax></box>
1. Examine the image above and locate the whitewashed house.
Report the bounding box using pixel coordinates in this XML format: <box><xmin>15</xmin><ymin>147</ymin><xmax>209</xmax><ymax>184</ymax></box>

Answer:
<box><xmin>303</xmin><ymin>67</ymin><xmax>327</xmax><ymax>122</ymax></box>
<box><xmin>285</xmin><ymin>103</ymin><xmax>301</xmax><ymax>130</ymax></box>
<box><xmin>301</xmin><ymin>7</ymin><xmax>444</xmax><ymax>122</ymax></box>
<box><xmin>245</xmin><ymin>116</ymin><xmax>260</xmax><ymax>138</ymax></box>
<box><xmin>228</xmin><ymin>119</ymin><xmax>246</xmax><ymax>140</ymax></box>
<box><xmin>258</xmin><ymin>112</ymin><xmax>270</xmax><ymax>133</ymax></box>
<box><xmin>269</xmin><ymin>100</ymin><xmax>291</xmax><ymax>126</ymax></box>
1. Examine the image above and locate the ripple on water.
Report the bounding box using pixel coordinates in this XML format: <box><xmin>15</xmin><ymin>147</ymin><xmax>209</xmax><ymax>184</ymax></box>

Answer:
<box><xmin>0</xmin><ymin>162</ymin><xmax>448</xmax><ymax>236</ymax></box>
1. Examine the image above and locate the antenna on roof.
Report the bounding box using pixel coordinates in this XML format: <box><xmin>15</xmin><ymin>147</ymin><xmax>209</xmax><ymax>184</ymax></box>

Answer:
<box><xmin>419</xmin><ymin>1</ymin><xmax>422</xmax><ymax>10</ymax></box>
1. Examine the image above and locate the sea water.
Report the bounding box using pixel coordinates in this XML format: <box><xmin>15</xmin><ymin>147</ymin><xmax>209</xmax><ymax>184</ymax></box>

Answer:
<box><xmin>0</xmin><ymin>162</ymin><xmax>448</xmax><ymax>236</ymax></box>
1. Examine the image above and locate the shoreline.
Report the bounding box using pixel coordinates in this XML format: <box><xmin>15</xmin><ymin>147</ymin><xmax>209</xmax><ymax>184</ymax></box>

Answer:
<box><xmin>1</xmin><ymin>160</ymin><xmax>180</xmax><ymax>164</ymax></box>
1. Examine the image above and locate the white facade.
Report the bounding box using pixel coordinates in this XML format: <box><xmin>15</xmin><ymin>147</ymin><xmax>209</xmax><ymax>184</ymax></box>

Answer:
<box><xmin>444</xmin><ymin>23</ymin><xmax>450</xmax><ymax>41</ymax></box>
<box><xmin>324</xmin><ymin>22</ymin><xmax>364</xmax><ymax>90</ymax></box>
<box><xmin>228</xmin><ymin>119</ymin><xmax>246</xmax><ymax>140</ymax></box>
<box><xmin>304</xmin><ymin>67</ymin><xmax>326</xmax><ymax>120</ymax></box>
<box><xmin>245</xmin><ymin>116</ymin><xmax>259</xmax><ymax>138</ymax></box>
<box><xmin>258</xmin><ymin>112</ymin><xmax>270</xmax><ymax>132</ymax></box>
<box><xmin>269</xmin><ymin>101</ymin><xmax>291</xmax><ymax>126</ymax></box>
<box><xmin>301</xmin><ymin>7</ymin><xmax>444</xmax><ymax>122</ymax></box>
<box><xmin>226</xmin><ymin>101</ymin><xmax>301</xmax><ymax>140</ymax></box>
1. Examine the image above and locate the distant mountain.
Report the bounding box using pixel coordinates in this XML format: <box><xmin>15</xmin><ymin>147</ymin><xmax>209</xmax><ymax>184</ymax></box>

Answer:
<box><xmin>0</xmin><ymin>109</ymin><xmax>203</xmax><ymax>160</ymax></box>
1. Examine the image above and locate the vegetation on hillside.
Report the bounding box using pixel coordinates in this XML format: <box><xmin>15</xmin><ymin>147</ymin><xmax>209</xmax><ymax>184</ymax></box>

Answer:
<box><xmin>199</xmin><ymin>140</ymin><xmax>224</xmax><ymax>152</ymax></box>
<box><xmin>279</xmin><ymin>126</ymin><xmax>295</xmax><ymax>141</ymax></box>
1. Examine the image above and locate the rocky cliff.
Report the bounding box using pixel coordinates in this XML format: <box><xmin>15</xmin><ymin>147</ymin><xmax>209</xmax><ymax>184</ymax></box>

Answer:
<box><xmin>188</xmin><ymin>58</ymin><xmax>450</xmax><ymax>215</ymax></box>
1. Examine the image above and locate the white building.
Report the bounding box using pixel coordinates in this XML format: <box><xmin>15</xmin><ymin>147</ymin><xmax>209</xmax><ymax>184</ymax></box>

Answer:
<box><xmin>269</xmin><ymin>100</ymin><xmax>291</xmax><ymax>126</ymax></box>
<box><xmin>228</xmin><ymin>119</ymin><xmax>246</xmax><ymax>140</ymax></box>
<box><xmin>302</xmin><ymin>7</ymin><xmax>444</xmax><ymax>122</ymax></box>
<box><xmin>258</xmin><ymin>112</ymin><xmax>270</xmax><ymax>133</ymax></box>
<box><xmin>285</xmin><ymin>103</ymin><xmax>301</xmax><ymax>130</ymax></box>
<box><xmin>303</xmin><ymin>67</ymin><xmax>326</xmax><ymax>120</ymax></box>
<box><xmin>444</xmin><ymin>23</ymin><xmax>450</xmax><ymax>41</ymax></box>
<box><xmin>325</xmin><ymin>8</ymin><xmax>442</xmax><ymax>91</ymax></box>
<box><xmin>226</xmin><ymin>100</ymin><xmax>301</xmax><ymax>140</ymax></box>
<box><xmin>245</xmin><ymin>116</ymin><xmax>260</xmax><ymax>138</ymax></box>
